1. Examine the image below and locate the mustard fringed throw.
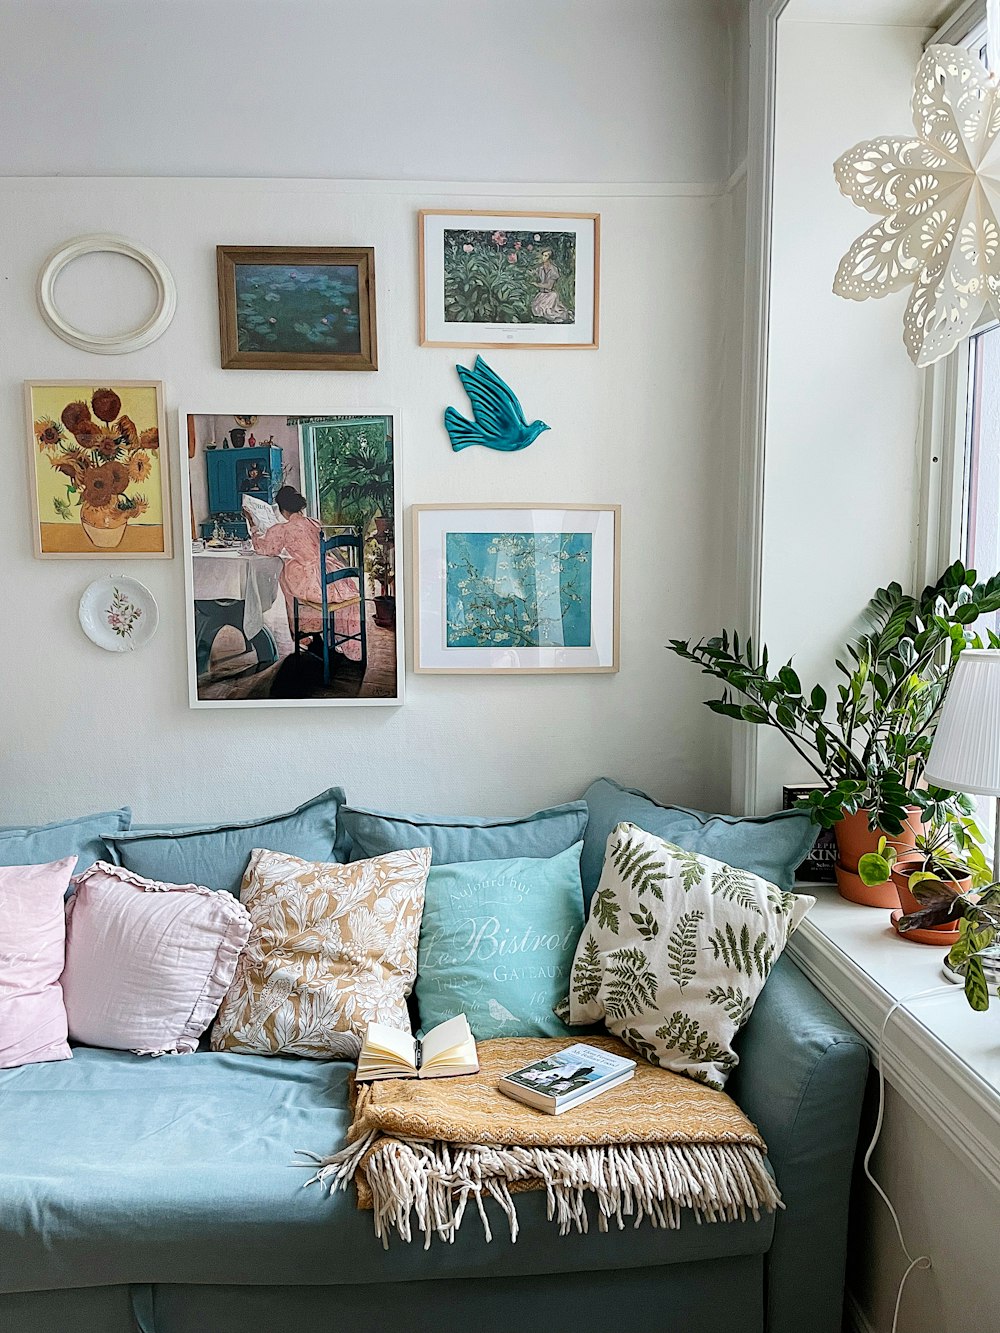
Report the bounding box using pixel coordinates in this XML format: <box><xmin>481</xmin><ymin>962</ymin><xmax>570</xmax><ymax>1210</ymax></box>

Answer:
<box><xmin>305</xmin><ymin>1036</ymin><xmax>780</xmax><ymax>1248</ymax></box>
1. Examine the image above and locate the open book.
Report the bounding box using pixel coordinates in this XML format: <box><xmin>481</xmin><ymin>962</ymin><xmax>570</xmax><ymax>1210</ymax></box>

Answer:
<box><xmin>356</xmin><ymin>1014</ymin><xmax>479</xmax><ymax>1081</ymax></box>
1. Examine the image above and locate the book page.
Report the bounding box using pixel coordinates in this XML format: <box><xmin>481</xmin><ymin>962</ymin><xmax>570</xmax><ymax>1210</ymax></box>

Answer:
<box><xmin>421</xmin><ymin>1014</ymin><xmax>473</xmax><ymax>1067</ymax></box>
<box><xmin>363</xmin><ymin>1022</ymin><xmax>418</xmax><ymax>1069</ymax></box>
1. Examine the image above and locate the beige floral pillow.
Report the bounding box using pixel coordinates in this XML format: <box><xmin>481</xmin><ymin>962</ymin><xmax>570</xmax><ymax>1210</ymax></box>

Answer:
<box><xmin>212</xmin><ymin>846</ymin><xmax>430</xmax><ymax>1058</ymax></box>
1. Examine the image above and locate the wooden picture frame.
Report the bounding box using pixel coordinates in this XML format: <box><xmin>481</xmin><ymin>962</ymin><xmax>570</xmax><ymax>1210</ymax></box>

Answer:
<box><xmin>216</xmin><ymin>246</ymin><xmax>378</xmax><ymax>371</ymax></box>
<box><xmin>418</xmin><ymin>210</ymin><xmax>600</xmax><ymax>350</ymax></box>
<box><xmin>412</xmin><ymin>503</ymin><xmax>619</xmax><ymax>674</ymax></box>
<box><xmin>25</xmin><ymin>379</ymin><xmax>172</xmax><ymax>560</ymax></box>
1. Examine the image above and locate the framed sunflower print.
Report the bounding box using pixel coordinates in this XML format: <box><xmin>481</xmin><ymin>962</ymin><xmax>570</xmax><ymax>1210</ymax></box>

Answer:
<box><xmin>25</xmin><ymin>380</ymin><xmax>171</xmax><ymax>559</ymax></box>
<box><xmin>217</xmin><ymin>246</ymin><xmax>378</xmax><ymax>371</ymax></box>
<box><xmin>419</xmin><ymin>211</ymin><xmax>600</xmax><ymax>349</ymax></box>
<box><xmin>412</xmin><ymin>504</ymin><xmax>619</xmax><ymax>674</ymax></box>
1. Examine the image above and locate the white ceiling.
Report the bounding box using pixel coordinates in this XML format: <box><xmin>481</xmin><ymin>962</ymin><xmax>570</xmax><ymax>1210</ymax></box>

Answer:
<box><xmin>785</xmin><ymin>0</ymin><xmax>956</xmax><ymax>23</ymax></box>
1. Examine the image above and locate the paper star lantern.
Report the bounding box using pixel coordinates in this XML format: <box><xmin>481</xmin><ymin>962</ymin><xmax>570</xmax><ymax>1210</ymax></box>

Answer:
<box><xmin>834</xmin><ymin>44</ymin><xmax>1000</xmax><ymax>368</ymax></box>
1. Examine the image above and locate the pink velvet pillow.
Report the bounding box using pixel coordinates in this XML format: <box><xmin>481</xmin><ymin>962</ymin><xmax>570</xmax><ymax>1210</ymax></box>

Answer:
<box><xmin>0</xmin><ymin>856</ymin><xmax>77</xmax><ymax>1068</ymax></box>
<box><xmin>62</xmin><ymin>861</ymin><xmax>251</xmax><ymax>1055</ymax></box>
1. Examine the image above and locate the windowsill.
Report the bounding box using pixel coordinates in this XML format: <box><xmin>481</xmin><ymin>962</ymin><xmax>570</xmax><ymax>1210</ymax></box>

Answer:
<box><xmin>786</xmin><ymin>884</ymin><xmax>1000</xmax><ymax>1187</ymax></box>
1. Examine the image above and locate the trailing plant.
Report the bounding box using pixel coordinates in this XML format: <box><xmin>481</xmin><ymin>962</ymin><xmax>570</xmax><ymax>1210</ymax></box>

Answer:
<box><xmin>668</xmin><ymin>562</ymin><xmax>1000</xmax><ymax>835</ymax></box>
<box><xmin>898</xmin><ymin>878</ymin><xmax>1000</xmax><ymax>1011</ymax></box>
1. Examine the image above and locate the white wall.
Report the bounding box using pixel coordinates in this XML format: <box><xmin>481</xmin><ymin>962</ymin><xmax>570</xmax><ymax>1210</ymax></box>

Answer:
<box><xmin>762</xmin><ymin>16</ymin><xmax>1000</xmax><ymax>1333</ymax></box>
<box><xmin>755</xmin><ymin>17</ymin><xmax>929</xmax><ymax>811</ymax></box>
<box><xmin>0</xmin><ymin>2</ymin><xmax>742</xmax><ymax>826</ymax></box>
<box><xmin>0</xmin><ymin>0</ymin><xmax>733</xmax><ymax>186</ymax></box>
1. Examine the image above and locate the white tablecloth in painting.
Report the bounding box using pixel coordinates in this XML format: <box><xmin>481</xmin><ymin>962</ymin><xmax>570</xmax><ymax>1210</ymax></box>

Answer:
<box><xmin>193</xmin><ymin>551</ymin><xmax>283</xmax><ymax>639</ymax></box>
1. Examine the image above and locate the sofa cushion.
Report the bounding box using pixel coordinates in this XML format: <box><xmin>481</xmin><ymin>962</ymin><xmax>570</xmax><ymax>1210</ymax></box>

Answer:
<box><xmin>0</xmin><ymin>857</ymin><xmax>76</xmax><ymax>1069</ymax></box>
<box><xmin>416</xmin><ymin>844</ymin><xmax>585</xmax><ymax>1040</ymax></box>
<box><xmin>0</xmin><ymin>809</ymin><xmax>130</xmax><ymax>875</ymax></box>
<box><xmin>62</xmin><ymin>862</ymin><xmax>251</xmax><ymax>1055</ymax></box>
<box><xmin>568</xmin><ymin>824</ymin><xmax>813</xmax><ymax>1088</ymax></box>
<box><xmin>0</xmin><ymin>1046</ymin><xmax>774</xmax><ymax>1293</ymax></box>
<box><xmin>581</xmin><ymin>779</ymin><xmax>817</xmax><ymax>905</ymax></box>
<box><xmin>105</xmin><ymin>788</ymin><xmax>348</xmax><ymax>895</ymax></box>
<box><xmin>340</xmin><ymin>800</ymin><xmax>588</xmax><ymax>864</ymax></box>
<box><xmin>212</xmin><ymin>846</ymin><xmax>430</xmax><ymax>1056</ymax></box>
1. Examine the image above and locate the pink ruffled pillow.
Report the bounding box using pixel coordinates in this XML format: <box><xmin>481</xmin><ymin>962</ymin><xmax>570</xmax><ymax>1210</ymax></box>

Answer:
<box><xmin>62</xmin><ymin>861</ymin><xmax>251</xmax><ymax>1055</ymax></box>
<box><xmin>0</xmin><ymin>856</ymin><xmax>77</xmax><ymax>1069</ymax></box>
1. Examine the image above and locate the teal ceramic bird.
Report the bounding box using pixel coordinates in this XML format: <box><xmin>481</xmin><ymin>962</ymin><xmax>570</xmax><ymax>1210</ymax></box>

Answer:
<box><xmin>445</xmin><ymin>357</ymin><xmax>550</xmax><ymax>453</ymax></box>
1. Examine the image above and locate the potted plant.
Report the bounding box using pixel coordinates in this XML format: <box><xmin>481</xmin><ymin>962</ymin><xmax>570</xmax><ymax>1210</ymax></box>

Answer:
<box><xmin>855</xmin><ymin>809</ymin><xmax>991</xmax><ymax>929</ymax></box>
<box><xmin>898</xmin><ymin>878</ymin><xmax>1000</xmax><ymax>1010</ymax></box>
<box><xmin>668</xmin><ymin>562</ymin><xmax>1000</xmax><ymax>906</ymax></box>
<box><xmin>367</xmin><ymin>532</ymin><xmax>395</xmax><ymax>630</ymax></box>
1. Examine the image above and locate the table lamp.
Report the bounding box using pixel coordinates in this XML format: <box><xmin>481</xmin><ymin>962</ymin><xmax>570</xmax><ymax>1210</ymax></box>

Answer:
<box><xmin>924</xmin><ymin>648</ymin><xmax>1000</xmax><ymax>884</ymax></box>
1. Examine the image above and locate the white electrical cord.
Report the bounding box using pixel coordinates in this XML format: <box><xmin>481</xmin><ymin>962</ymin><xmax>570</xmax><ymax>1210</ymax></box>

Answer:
<box><xmin>865</xmin><ymin>985</ymin><xmax>959</xmax><ymax>1333</ymax></box>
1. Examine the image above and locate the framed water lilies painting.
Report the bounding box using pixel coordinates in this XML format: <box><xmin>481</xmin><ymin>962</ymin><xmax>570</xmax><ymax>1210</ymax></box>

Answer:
<box><xmin>25</xmin><ymin>380</ymin><xmax>171</xmax><ymax>559</ymax></box>
<box><xmin>216</xmin><ymin>246</ymin><xmax>378</xmax><ymax>371</ymax></box>
<box><xmin>419</xmin><ymin>211</ymin><xmax>600</xmax><ymax>349</ymax></box>
<box><xmin>412</xmin><ymin>504</ymin><xmax>619</xmax><ymax>674</ymax></box>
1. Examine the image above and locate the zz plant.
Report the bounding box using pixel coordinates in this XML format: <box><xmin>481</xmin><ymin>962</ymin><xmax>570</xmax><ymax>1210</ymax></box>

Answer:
<box><xmin>668</xmin><ymin>562</ymin><xmax>1000</xmax><ymax>836</ymax></box>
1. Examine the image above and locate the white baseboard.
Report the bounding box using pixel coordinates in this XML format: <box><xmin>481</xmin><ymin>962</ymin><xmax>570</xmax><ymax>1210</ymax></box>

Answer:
<box><xmin>844</xmin><ymin>1290</ymin><xmax>876</xmax><ymax>1333</ymax></box>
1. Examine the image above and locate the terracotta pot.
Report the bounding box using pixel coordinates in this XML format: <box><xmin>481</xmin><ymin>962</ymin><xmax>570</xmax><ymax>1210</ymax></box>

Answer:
<box><xmin>834</xmin><ymin>807</ymin><xmax>924</xmax><ymax>874</ymax></box>
<box><xmin>373</xmin><ymin>594</ymin><xmax>395</xmax><ymax>630</ymax></box>
<box><xmin>891</xmin><ymin>855</ymin><xmax>969</xmax><ymax>932</ymax></box>
<box><xmin>80</xmin><ymin>504</ymin><xmax>128</xmax><ymax>550</ymax></box>
<box><xmin>834</xmin><ymin>861</ymin><xmax>898</xmax><ymax>909</ymax></box>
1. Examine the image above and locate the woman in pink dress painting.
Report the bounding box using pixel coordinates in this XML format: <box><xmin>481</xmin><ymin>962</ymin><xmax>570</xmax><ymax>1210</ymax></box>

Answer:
<box><xmin>249</xmin><ymin>486</ymin><xmax>362</xmax><ymax>663</ymax></box>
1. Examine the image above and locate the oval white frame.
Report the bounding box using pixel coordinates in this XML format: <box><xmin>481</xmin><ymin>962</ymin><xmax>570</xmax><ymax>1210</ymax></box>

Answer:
<box><xmin>37</xmin><ymin>234</ymin><xmax>177</xmax><ymax>355</ymax></box>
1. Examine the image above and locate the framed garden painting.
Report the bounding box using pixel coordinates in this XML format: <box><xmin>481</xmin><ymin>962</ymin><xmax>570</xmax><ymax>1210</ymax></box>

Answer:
<box><xmin>180</xmin><ymin>410</ymin><xmax>402</xmax><ymax>707</ymax></box>
<box><xmin>216</xmin><ymin>246</ymin><xmax>378</xmax><ymax>371</ymax></box>
<box><xmin>419</xmin><ymin>211</ymin><xmax>600</xmax><ymax>349</ymax></box>
<box><xmin>25</xmin><ymin>380</ymin><xmax>171</xmax><ymax>559</ymax></box>
<box><xmin>412</xmin><ymin>504</ymin><xmax>619</xmax><ymax>674</ymax></box>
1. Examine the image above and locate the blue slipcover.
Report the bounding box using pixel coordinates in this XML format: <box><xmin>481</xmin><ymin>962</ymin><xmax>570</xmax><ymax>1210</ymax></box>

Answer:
<box><xmin>0</xmin><ymin>808</ymin><xmax>130</xmax><ymax>873</ymax></box>
<box><xmin>0</xmin><ymin>956</ymin><xmax>867</xmax><ymax>1333</ymax></box>
<box><xmin>105</xmin><ymin>788</ymin><xmax>348</xmax><ymax>894</ymax></box>
<box><xmin>340</xmin><ymin>800</ymin><xmax>588</xmax><ymax>864</ymax></box>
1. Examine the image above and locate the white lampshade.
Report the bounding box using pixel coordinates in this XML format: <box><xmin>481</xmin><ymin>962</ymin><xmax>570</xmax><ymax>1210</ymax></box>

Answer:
<box><xmin>925</xmin><ymin>649</ymin><xmax>1000</xmax><ymax>797</ymax></box>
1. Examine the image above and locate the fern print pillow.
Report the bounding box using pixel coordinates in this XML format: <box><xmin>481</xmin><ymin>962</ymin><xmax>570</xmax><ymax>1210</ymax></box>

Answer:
<box><xmin>567</xmin><ymin>822</ymin><xmax>814</xmax><ymax>1088</ymax></box>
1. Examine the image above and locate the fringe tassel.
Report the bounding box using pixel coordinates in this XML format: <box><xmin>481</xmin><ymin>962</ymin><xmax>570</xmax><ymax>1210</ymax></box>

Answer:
<box><xmin>305</xmin><ymin>1134</ymin><xmax>782</xmax><ymax>1249</ymax></box>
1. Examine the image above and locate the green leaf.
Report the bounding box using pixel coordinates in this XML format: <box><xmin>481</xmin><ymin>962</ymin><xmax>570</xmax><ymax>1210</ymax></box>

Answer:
<box><xmin>857</xmin><ymin>852</ymin><xmax>892</xmax><ymax>887</ymax></box>
<box><xmin>666</xmin><ymin>909</ymin><xmax>703</xmax><ymax>990</ymax></box>
<box><xmin>964</xmin><ymin>954</ymin><xmax>991</xmax><ymax>1011</ymax></box>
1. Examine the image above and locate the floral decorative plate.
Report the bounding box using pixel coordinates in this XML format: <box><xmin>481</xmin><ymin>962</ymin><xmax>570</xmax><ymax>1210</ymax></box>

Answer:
<box><xmin>79</xmin><ymin>575</ymin><xmax>158</xmax><ymax>652</ymax></box>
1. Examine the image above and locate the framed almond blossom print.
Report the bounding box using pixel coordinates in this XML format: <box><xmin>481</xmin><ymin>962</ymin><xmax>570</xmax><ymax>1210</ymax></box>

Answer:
<box><xmin>419</xmin><ymin>211</ymin><xmax>600</xmax><ymax>349</ymax></box>
<box><xmin>412</xmin><ymin>504</ymin><xmax>619</xmax><ymax>674</ymax></box>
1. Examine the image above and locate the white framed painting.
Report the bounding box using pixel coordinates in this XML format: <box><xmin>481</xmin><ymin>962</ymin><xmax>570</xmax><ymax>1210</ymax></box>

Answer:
<box><xmin>179</xmin><ymin>410</ymin><xmax>403</xmax><ymax>708</ymax></box>
<box><xmin>418</xmin><ymin>211</ymin><xmax>600</xmax><ymax>349</ymax></box>
<box><xmin>412</xmin><ymin>504</ymin><xmax>619</xmax><ymax>674</ymax></box>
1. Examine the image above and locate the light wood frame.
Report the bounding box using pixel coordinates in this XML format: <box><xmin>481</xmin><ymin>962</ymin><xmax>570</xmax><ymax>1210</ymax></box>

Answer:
<box><xmin>411</xmin><ymin>503</ymin><xmax>620</xmax><ymax>674</ymax></box>
<box><xmin>216</xmin><ymin>246</ymin><xmax>378</xmax><ymax>371</ymax></box>
<box><xmin>25</xmin><ymin>379</ymin><xmax>172</xmax><ymax>560</ymax></box>
<box><xmin>418</xmin><ymin>210</ymin><xmax>600</xmax><ymax>350</ymax></box>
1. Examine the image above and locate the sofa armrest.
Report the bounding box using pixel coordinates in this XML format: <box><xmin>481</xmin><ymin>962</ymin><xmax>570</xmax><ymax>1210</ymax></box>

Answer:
<box><xmin>728</xmin><ymin>953</ymin><xmax>869</xmax><ymax>1333</ymax></box>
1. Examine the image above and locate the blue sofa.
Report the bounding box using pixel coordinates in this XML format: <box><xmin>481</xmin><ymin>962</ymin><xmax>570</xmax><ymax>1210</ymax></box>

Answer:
<box><xmin>0</xmin><ymin>953</ymin><xmax>867</xmax><ymax>1333</ymax></box>
<box><xmin>0</xmin><ymin>796</ymin><xmax>868</xmax><ymax>1333</ymax></box>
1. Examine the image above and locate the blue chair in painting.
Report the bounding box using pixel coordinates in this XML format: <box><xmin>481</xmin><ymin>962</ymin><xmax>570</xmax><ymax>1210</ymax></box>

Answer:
<box><xmin>293</xmin><ymin>530</ymin><xmax>367</xmax><ymax>687</ymax></box>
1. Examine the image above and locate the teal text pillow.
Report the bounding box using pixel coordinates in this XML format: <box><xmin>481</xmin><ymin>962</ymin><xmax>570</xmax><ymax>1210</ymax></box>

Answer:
<box><xmin>106</xmin><ymin>788</ymin><xmax>348</xmax><ymax>895</ymax></box>
<box><xmin>341</xmin><ymin>801</ymin><xmax>587</xmax><ymax>865</ymax></box>
<box><xmin>0</xmin><ymin>808</ymin><xmax>131</xmax><ymax>873</ymax></box>
<box><xmin>581</xmin><ymin>778</ymin><xmax>818</xmax><ymax>905</ymax></box>
<box><xmin>416</xmin><ymin>843</ymin><xmax>585</xmax><ymax>1040</ymax></box>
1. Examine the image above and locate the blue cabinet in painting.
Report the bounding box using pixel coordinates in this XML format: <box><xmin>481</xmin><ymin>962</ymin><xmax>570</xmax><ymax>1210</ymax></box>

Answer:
<box><xmin>201</xmin><ymin>446</ymin><xmax>283</xmax><ymax>540</ymax></box>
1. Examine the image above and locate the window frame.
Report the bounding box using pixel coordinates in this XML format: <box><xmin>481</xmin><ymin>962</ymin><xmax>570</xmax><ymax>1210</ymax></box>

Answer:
<box><xmin>917</xmin><ymin>2</ymin><xmax>991</xmax><ymax>584</ymax></box>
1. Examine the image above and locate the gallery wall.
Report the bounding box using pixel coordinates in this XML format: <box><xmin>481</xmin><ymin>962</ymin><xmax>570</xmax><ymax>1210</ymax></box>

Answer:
<box><xmin>0</xmin><ymin>3</ymin><xmax>745</xmax><ymax>825</ymax></box>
